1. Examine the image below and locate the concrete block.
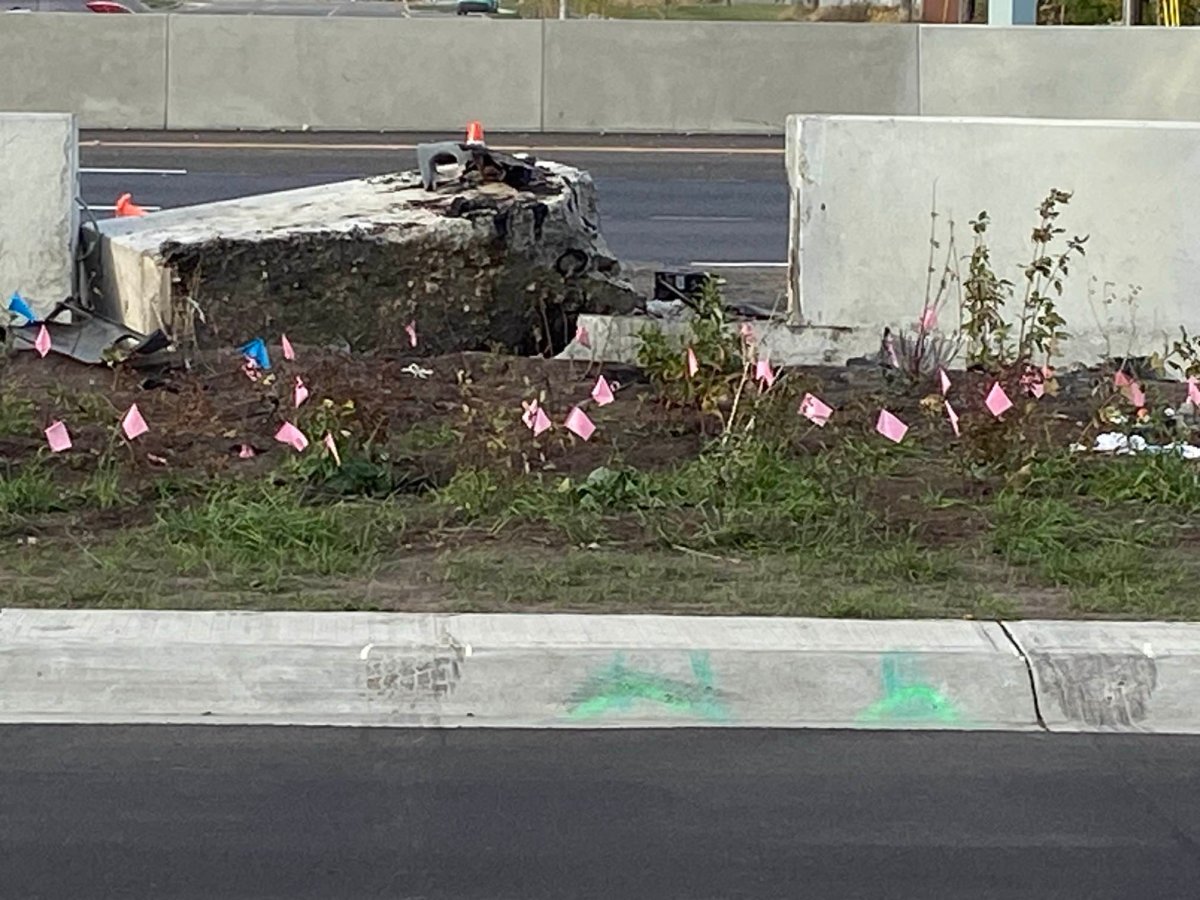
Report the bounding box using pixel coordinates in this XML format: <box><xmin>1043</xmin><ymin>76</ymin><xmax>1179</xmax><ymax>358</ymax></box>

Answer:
<box><xmin>920</xmin><ymin>27</ymin><xmax>1200</xmax><ymax>122</ymax></box>
<box><xmin>1006</xmin><ymin>621</ymin><xmax>1200</xmax><ymax>733</ymax></box>
<box><xmin>165</xmin><ymin>17</ymin><xmax>543</xmax><ymax>131</ymax></box>
<box><xmin>0</xmin><ymin>610</ymin><xmax>1037</xmax><ymax>729</ymax></box>
<box><xmin>0</xmin><ymin>14</ymin><xmax>167</xmax><ymax>129</ymax></box>
<box><xmin>542</xmin><ymin>22</ymin><xmax>918</xmax><ymax>133</ymax></box>
<box><xmin>786</xmin><ymin>114</ymin><xmax>1200</xmax><ymax>364</ymax></box>
<box><xmin>557</xmin><ymin>313</ymin><xmax>877</xmax><ymax>367</ymax></box>
<box><xmin>0</xmin><ymin>113</ymin><xmax>78</xmax><ymax>318</ymax></box>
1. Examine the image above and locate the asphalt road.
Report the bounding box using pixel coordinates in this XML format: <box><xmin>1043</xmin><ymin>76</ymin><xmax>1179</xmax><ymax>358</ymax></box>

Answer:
<box><xmin>79</xmin><ymin>132</ymin><xmax>788</xmax><ymax>267</ymax></box>
<box><xmin>3</xmin><ymin>726</ymin><xmax>1200</xmax><ymax>899</ymax></box>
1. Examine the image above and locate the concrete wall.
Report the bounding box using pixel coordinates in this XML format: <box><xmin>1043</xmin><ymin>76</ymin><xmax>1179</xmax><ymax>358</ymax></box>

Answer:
<box><xmin>166</xmin><ymin>17</ymin><xmax>544</xmax><ymax>131</ymax></box>
<box><xmin>0</xmin><ymin>15</ymin><xmax>167</xmax><ymax>129</ymax></box>
<box><xmin>0</xmin><ymin>114</ymin><xmax>78</xmax><ymax>318</ymax></box>
<box><xmin>2</xmin><ymin>19</ymin><xmax>1200</xmax><ymax>133</ymax></box>
<box><xmin>542</xmin><ymin>21</ymin><xmax>918</xmax><ymax>133</ymax></box>
<box><xmin>785</xmin><ymin>114</ymin><xmax>1200</xmax><ymax>363</ymax></box>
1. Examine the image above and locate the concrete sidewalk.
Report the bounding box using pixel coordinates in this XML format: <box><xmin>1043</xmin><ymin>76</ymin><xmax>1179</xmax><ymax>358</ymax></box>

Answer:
<box><xmin>0</xmin><ymin>609</ymin><xmax>1192</xmax><ymax>732</ymax></box>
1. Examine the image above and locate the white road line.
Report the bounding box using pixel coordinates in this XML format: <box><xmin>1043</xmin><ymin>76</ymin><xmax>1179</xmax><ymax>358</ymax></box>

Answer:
<box><xmin>82</xmin><ymin>140</ymin><xmax>782</xmax><ymax>156</ymax></box>
<box><xmin>650</xmin><ymin>215</ymin><xmax>752</xmax><ymax>223</ymax></box>
<box><xmin>88</xmin><ymin>205</ymin><xmax>164</xmax><ymax>212</ymax></box>
<box><xmin>81</xmin><ymin>167</ymin><xmax>188</xmax><ymax>176</ymax></box>
<box><xmin>689</xmin><ymin>261</ymin><xmax>787</xmax><ymax>268</ymax></box>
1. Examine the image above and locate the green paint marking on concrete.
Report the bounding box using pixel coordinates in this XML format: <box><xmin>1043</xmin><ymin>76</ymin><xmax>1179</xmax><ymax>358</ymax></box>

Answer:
<box><xmin>568</xmin><ymin>651</ymin><xmax>727</xmax><ymax>721</ymax></box>
<box><xmin>858</xmin><ymin>654</ymin><xmax>960</xmax><ymax>724</ymax></box>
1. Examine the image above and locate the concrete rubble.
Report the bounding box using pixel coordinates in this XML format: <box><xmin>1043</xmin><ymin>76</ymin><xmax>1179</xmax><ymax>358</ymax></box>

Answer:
<box><xmin>86</xmin><ymin>149</ymin><xmax>642</xmax><ymax>355</ymax></box>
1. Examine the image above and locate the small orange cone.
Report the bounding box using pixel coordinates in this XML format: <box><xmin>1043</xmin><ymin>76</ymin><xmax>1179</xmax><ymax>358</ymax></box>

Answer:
<box><xmin>114</xmin><ymin>193</ymin><xmax>147</xmax><ymax>217</ymax></box>
<box><xmin>465</xmin><ymin>120</ymin><xmax>485</xmax><ymax>145</ymax></box>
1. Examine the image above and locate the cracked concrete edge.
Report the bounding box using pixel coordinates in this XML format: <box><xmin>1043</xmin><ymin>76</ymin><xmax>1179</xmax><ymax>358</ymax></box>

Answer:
<box><xmin>2</xmin><ymin>609</ymin><xmax>1197</xmax><ymax>733</ymax></box>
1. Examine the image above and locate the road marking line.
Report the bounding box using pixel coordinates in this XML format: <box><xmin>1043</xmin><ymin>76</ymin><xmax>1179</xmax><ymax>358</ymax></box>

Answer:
<box><xmin>81</xmin><ymin>167</ymin><xmax>188</xmax><ymax>176</ymax></box>
<box><xmin>88</xmin><ymin>204</ymin><xmax>164</xmax><ymax>212</ymax></box>
<box><xmin>689</xmin><ymin>261</ymin><xmax>787</xmax><ymax>268</ymax></box>
<box><xmin>82</xmin><ymin>140</ymin><xmax>782</xmax><ymax>156</ymax></box>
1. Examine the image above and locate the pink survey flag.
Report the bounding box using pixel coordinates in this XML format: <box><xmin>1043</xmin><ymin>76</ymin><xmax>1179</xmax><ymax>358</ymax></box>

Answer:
<box><xmin>575</xmin><ymin>323</ymin><xmax>591</xmax><ymax>348</ymax></box>
<box><xmin>884</xmin><ymin>334</ymin><xmax>899</xmax><ymax>369</ymax></box>
<box><xmin>1125</xmin><ymin>380</ymin><xmax>1146</xmax><ymax>408</ymax></box>
<box><xmin>280</xmin><ymin>333</ymin><xmax>296</xmax><ymax>361</ymax></box>
<box><xmin>1189</xmin><ymin>377</ymin><xmax>1200</xmax><ymax>407</ymax></box>
<box><xmin>405</xmin><ymin>321</ymin><xmax>418</xmax><ymax>348</ymax></box>
<box><xmin>1029</xmin><ymin>380</ymin><xmax>1046</xmax><ymax>399</ymax></box>
<box><xmin>323</xmin><ymin>432</ymin><xmax>341</xmax><ymax>466</ymax></box>
<box><xmin>294</xmin><ymin>377</ymin><xmax>309</xmax><ymax>408</ymax></box>
<box><xmin>44</xmin><ymin>420</ymin><xmax>71</xmax><ymax>453</ymax></box>
<box><xmin>1114</xmin><ymin>370</ymin><xmax>1132</xmax><ymax>388</ymax></box>
<box><xmin>564</xmin><ymin>406</ymin><xmax>595</xmax><ymax>441</ymax></box>
<box><xmin>532</xmin><ymin>407</ymin><xmax>552</xmax><ymax>436</ymax></box>
<box><xmin>919</xmin><ymin>306</ymin><xmax>937</xmax><ymax>331</ymax></box>
<box><xmin>121</xmin><ymin>404</ymin><xmax>149</xmax><ymax>440</ymax></box>
<box><xmin>34</xmin><ymin>324</ymin><xmax>51</xmax><ymax>358</ymax></box>
<box><xmin>799</xmin><ymin>392</ymin><xmax>832</xmax><ymax>427</ymax></box>
<box><xmin>686</xmin><ymin>347</ymin><xmax>699</xmax><ymax>378</ymax></box>
<box><xmin>876</xmin><ymin>409</ymin><xmax>908</xmax><ymax>444</ymax></box>
<box><xmin>274</xmin><ymin>421</ymin><xmax>309</xmax><ymax>452</ymax></box>
<box><xmin>938</xmin><ymin>368</ymin><xmax>951</xmax><ymax>396</ymax></box>
<box><xmin>238</xmin><ymin>443</ymin><xmax>257</xmax><ymax>459</ymax></box>
<box><xmin>945</xmin><ymin>400</ymin><xmax>960</xmax><ymax>437</ymax></box>
<box><xmin>755</xmin><ymin>357</ymin><xmax>776</xmax><ymax>389</ymax></box>
<box><xmin>985</xmin><ymin>382</ymin><xmax>1013</xmax><ymax>418</ymax></box>
<box><xmin>591</xmin><ymin>375</ymin><xmax>615</xmax><ymax>406</ymax></box>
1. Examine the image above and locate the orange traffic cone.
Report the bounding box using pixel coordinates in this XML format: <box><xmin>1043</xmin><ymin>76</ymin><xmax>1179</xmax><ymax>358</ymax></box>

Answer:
<box><xmin>114</xmin><ymin>193</ymin><xmax>147</xmax><ymax>217</ymax></box>
<box><xmin>465</xmin><ymin>120</ymin><xmax>485</xmax><ymax>145</ymax></box>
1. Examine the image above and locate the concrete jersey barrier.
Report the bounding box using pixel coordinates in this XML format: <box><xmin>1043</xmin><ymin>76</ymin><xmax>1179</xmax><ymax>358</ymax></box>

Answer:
<box><xmin>0</xmin><ymin>609</ymin><xmax>1037</xmax><ymax>729</ymax></box>
<box><xmin>2</xmin><ymin>19</ymin><xmax>1200</xmax><ymax>132</ymax></box>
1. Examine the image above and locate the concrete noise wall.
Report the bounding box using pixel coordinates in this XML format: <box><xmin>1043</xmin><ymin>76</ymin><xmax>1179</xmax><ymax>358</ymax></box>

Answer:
<box><xmin>785</xmin><ymin>114</ymin><xmax>1200</xmax><ymax>362</ymax></box>
<box><xmin>0</xmin><ymin>19</ymin><xmax>1199</xmax><ymax>133</ymax></box>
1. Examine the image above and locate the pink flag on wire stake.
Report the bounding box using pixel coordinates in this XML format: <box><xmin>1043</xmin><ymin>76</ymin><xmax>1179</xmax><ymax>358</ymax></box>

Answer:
<box><xmin>755</xmin><ymin>357</ymin><xmax>776</xmax><ymax>389</ymax></box>
<box><xmin>799</xmin><ymin>393</ymin><xmax>832</xmax><ymax>427</ymax></box>
<box><xmin>575</xmin><ymin>323</ymin><xmax>591</xmax><ymax>349</ymax></box>
<box><xmin>591</xmin><ymin>375</ymin><xmax>615</xmax><ymax>406</ymax></box>
<box><xmin>876</xmin><ymin>409</ymin><xmax>908</xmax><ymax>444</ymax></box>
<box><xmin>532</xmin><ymin>407</ymin><xmax>552</xmax><ymax>437</ymax></box>
<box><xmin>938</xmin><ymin>368</ymin><xmax>951</xmax><ymax>396</ymax></box>
<box><xmin>564</xmin><ymin>407</ymin><xmax>595</xmax><ymax>441</ymax></box>
<box><xmin>44</xmin><ymin>420</ymin><xmax>71</xmax><ymax>453</ymax></box>
<box><xmin>121</xmin><ymin>404</ymin><xmax>149</xmax><ymax>440</ymax></box>
<box><xmin>1029</xmin><ymin>381</ymin><xmax>1046</xmax><ymax>400</ymax></box>
<box><xmin>919</xmin><ymin>306</ymin><xmax>937</xmax><ymax>331</ymax></box>
<box><xmin>274</xmin><ymin>422</ymin><xmax>309</xmax><ymax>452</ymax></box>
<box><xmin>281</xmin><ymin>333</ymin><xmax>296</xmax><ymax>361</ymax></box>
<box><xmin>294</xmin><ymin>377</ymin><xmax>310</xmax><ymax>408</ymax></box>
<box><xmin>945</xmin><ymin>401</ymin><xmax>960</xmax><ymax>437</ymax></box>
<box><xmin>1114</xmin><ymin>370</ymin><xmax>1132</xmax><ymax>388</ymax></box>
<box><xmin>985</xmin><ymin>382</ymin><xmax>1013</xmax><ymax>418</ymax></box>
<box><xmin>323</xmin><ymin>432</ymin><xmax>341</xmax><ymax>466</ymax></box>
<box><xmin>34</xmin><ymin>324</ymin><xmax>51</xmax><ymax>358</ymax></box>
<box><xmin>686</xmin><ymin>347</ymin><xmax>699</xmax><ymax>378</ymax></box>
<box><xmin>405</xmin><ymin>321</ymin><xmax>418</xmax><ymax>348</ymax></box>
<box><xmin>238</xmin><ymin>443</ymin><xmax>257</xmax><ymax>459</ymax></box>
<box><xmin>1189</xmin><ymin>377</ymin><xmax>1200</xmax><ymax>407</ymax></box>
<box><xmin>1125</xmin><ymin>380</ymin><xmax>1146</xmax><ymax>408</ymax></box>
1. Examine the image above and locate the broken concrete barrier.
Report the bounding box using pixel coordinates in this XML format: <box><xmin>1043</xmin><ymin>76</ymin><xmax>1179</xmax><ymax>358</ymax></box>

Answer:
<box><xmin>86</xmin><ymin>158</ymin><xmax>640</xmax><ymax>354</ymax></box>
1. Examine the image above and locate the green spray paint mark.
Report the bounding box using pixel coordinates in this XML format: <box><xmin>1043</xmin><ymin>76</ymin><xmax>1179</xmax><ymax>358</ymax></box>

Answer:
<box><xmin>568</xmin><ymin>651</ymin><xmax>728</xmax><ymax>721</ymax></box>
<box><xmin>858</xmin><ymin>654</ymin><xmax>960</xmax><ymax>724</ymax></box>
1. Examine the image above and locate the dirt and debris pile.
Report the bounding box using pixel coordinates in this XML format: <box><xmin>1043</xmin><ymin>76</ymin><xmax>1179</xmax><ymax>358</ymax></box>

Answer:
<box><xmin>89</xmin><ymin>149</ymin><xmax>642</xmax><ymax>356</ymax></box>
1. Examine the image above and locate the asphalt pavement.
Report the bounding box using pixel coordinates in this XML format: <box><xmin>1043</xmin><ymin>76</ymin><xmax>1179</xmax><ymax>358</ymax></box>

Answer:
<box><xmin>79</xmin><ymin>132</ymin><xmax>788</xmax><ymax>267</ymax></box>
<box><xmin>2</xmin><ymin>726</ymin><xmax>1199</xmax><ymax>899</ymax></box>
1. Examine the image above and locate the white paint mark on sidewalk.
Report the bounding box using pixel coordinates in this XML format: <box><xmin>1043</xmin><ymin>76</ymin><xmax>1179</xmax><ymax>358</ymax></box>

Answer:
<box><xmin>650</xmin><ymin>215</ymin><xmax>752</xmax><ymax>223</ymax></box>
<box><xmin>689</xmin><ymin>261</ymin><xmax>787</xmax><ymax>268</ymax></box>
<box><xmin>81</xmin><ymin>167</ymin><xmax>188</xmax><ymax>176</ymax></box>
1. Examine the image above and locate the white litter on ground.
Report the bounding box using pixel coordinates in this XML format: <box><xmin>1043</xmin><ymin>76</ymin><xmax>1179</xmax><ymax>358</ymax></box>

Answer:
<box><xmin>1072</xmin><ymin>431</ymin><xmax>1200</xmax><ymax>460</ymax></box>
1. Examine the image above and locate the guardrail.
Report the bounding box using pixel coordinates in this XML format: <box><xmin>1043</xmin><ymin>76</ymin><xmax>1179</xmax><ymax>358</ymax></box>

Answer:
<box><xmin>0</xmin><ymin>17</ymin><xmax>1197</xmax><ymax>132</ymax></box>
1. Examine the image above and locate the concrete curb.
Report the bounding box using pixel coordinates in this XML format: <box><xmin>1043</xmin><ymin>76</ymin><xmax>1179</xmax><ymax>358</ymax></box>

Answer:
<box><xmin>0</xmin><ymin>610</ymin><xmax>1036</xmax><ymax>730</ymax></box>
<box><xmin>1005</xmin><ymin>621</ymin><xmax>1200</xmax><ymax>734</ymax></box>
